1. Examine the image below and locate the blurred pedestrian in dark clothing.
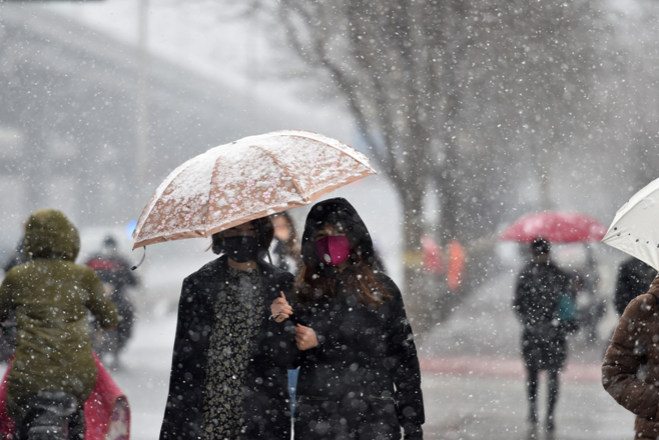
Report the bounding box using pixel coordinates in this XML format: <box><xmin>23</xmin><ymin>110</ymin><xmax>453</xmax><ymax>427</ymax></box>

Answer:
<box><xmin>271</xmin><ymin>198</ymin><xmax>424</xmax><ymax>440</ymax></box>
<box><xmin>573</xmin><ymin>247</ymin><xmax>607</xmax><ymax>344</ymax></box>
<box><xmin>513</xmin><ymin>238</ymin><xmax>571</xmax><ymax>435</ymax></box>
<box><xmin>614</xmin><ymin>257</ymin><xmax>657</xmax><ymax>316</ymax></box>
<box><xmin>85</xmin><ymin>235</ymin><xmax>139</xmax><ymax>368</ymax></box>
<box><xmin>159</xmin><ymin>218</ymin><xmax>296</xmax><ymax>440</ymax></box>
<box><xmin>569</xmin><ymin>270</ymin><xmax>605</xmax><ymax>344</ymax></box>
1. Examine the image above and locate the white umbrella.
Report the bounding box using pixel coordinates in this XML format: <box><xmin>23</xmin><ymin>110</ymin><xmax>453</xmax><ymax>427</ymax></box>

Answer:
<box><xmin>601</xmin><ymin>177</ymin><xmax>659</xmax><ymax>270</ymax></box>
<box><xmin>132</xmin><ymin>130</ymin><xmax>376</xmax><ymax>249</ymax></box>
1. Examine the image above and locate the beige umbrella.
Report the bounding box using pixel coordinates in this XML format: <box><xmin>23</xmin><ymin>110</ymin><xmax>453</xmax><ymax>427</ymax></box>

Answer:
<box><xmin>602</xmin><ymin>177</ymin><xmax>659</xmax><ymax>270</ymax></box>
<box><xmin>132</xmin><ymin>130</ymin><xmax>377</xmax><ymax>249</ymax></box>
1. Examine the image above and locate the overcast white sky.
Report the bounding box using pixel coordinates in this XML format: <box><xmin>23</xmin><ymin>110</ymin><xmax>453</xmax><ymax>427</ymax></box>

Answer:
<box><xmin>50</xmin><ymin>1</ymin><xmax>251</xmax><ymax>83</ymax></box>
<box><xmin>46</xmin><ymin>0</ymin><xmax>354</xmax><ymax>143</ymax></box>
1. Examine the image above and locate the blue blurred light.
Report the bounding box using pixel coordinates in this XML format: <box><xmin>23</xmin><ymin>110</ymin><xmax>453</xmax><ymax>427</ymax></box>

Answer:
<box><xmin>126</xmin><ymin>221</ymin><xmax>138</xmax><ymax>239</ymax></box>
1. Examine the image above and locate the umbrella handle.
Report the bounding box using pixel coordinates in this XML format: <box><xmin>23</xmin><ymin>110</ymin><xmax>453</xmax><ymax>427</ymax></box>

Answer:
<box><xmin>131</xmin><ymin>247</ymin><xmax>146</xmax><ymax>271</ymax></box>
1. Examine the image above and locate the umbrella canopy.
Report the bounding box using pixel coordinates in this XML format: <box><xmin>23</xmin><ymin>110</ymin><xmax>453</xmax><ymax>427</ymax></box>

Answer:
<box><xmin>132</xmin><ymin>130</ymin><xmax>376</xmax><ymax>249</ymax></box>
<box><xmin>499</xmin><ymin>211</ymin><xmax>607</xmax><ymax>244</ymax></box>
<box><xmin>602</xmin><ymin>177</ymin><xmax>659</xmax><ymax>271</ymax></box>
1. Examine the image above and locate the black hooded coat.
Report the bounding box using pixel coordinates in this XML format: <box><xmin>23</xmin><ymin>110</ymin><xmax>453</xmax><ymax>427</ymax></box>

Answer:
<box><xmin>614</xmin><ymin>257</ymin><xmax>657</xmax><ymax>316</ymax></box>
<box><xmin>513</xmin><ymin>260</ymin><xmax>571</xmax><ymax>371</ymax></box>
<box><xmin>159</xmin><ymin>255</ymin><xmax>295</xmax><ymax>440</ymax></box>
<box><xmin>292</xmin><ymin>198</ymin><xmax>424</xmax><ymax>440</ymax></box>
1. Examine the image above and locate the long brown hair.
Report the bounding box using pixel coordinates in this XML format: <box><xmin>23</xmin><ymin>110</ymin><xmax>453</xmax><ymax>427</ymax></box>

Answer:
<box><xmin>296</xmin><ymin>260</ymin><xmax>390</xmax><ymax>307</ymax></box>
<box><xmin>271</xmin><ymin>212</ymin><xmax>301</xmax><ymax>261</ymax></box>
<box><xmin>295</xmin><ymin>234</ymin><xmax>390</xmax><ymax>307</ymax></box>
<box><xmin>295</xmin><ymin>198</ymin><xmax>391</xmax><ymax>307</ymax></box>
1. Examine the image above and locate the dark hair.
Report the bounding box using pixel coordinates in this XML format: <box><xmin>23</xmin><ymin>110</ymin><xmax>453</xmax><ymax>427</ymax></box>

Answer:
<box><xmin>271</xmin><ymin>211</ymin><xmax>301</xmax><ymax>261</ymax></box>
<box><xmin>103</xmin><ymin>235</ymin><xmax>117</xmax><ymax>247</ymax></box>
<box><xmin>294</xmin><ymin>198</ymin><xmax>390</xmax><ymax>306</ymax></box>
<box><xmin>531</xmin><ymin>237</ymin><xmax>550</xmax><ymax>256</ymax></box>
<box><xmin>296</xmin><ymin>224</ymin><xmax>390</xmax><ymax>307</ymax></box>
<box><xmin>296</xmin><ymin>261</ymin><xmax>389</xmax><ymax>307</ymax></box>
<box><xmin>210</xmin><ymin>217</ymin><xmax>274</xmax><ymax>256</ymax></box>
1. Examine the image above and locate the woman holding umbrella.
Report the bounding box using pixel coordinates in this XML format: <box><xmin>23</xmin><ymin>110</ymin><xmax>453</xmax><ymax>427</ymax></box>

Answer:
<box><xmin>271</xmin><ymin>198</ymin><xmax>425</xmax><ymax>440</ymax></box>
<box><xmin>159</xmin><ymin>217</ymin><xmax>296</xmax><ymax>440</ymax></box>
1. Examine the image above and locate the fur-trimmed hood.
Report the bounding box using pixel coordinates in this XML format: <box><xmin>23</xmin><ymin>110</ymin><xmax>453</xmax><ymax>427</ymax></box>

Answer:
<box><xmin>24</xmin><ymin>208</ymin><xmax>80</xmax><ymax>262</ymax></box>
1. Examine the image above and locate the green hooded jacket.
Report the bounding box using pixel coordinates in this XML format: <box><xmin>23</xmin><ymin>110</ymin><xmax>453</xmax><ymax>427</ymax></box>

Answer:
<box><xmin>0</xmin><ymin>209</ymin><xmax>119</xmax><ymax>419</ymax></box>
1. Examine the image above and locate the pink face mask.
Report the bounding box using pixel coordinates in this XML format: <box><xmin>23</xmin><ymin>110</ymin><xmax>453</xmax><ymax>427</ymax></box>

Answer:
<box><xmin>315</xmin><ymin>236</ymin><xmax>351</xmax><ymax>266</ymax></box>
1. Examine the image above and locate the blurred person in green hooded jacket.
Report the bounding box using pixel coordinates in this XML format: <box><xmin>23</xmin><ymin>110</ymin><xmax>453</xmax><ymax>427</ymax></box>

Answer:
<box><xmin>0</xmin><ymin>208</ymin><xmax>118</xmax><ymax>439</ymax></box>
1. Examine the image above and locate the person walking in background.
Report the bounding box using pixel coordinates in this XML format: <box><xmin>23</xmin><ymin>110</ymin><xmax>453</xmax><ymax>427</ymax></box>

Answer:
<box><xmin>271</xmin><ymin>198</ymin><xmax>425</xmax><ymax>440</ymax></box>
<box><xmin>159</xmin><ymin>217</ymin><xmax>296</xmax><ymax>440</ymax></box>
<box><xmin>269</xmin><ymin>212</ymin><xmax>304</xmax><ymax>417</ymax></box>
<box><xmin>513</xmin><ymin>238</ymin><xmax>571</xmax><ymax>436</ymax></box>
<box><xmin>614</xmin><ymin>256</ymin><xmax>657</xmax><ymax>316</ymax></box>
<box><xmin>0</xmin><ymin>208</ymin><xmax>118</xmax><ymax>439</ymax></box>
<box><xmin>603</xmin><ymin>276</ymin><xmax>659</xmax><ymax>440</ymax></box>
<box><xmin>85</xmin><ymin>235</ymin><xmax>139</xmax><ymax>368</ymax></box>
<box><xmin>270</xmin><ymin>211</ymin><xmax>302</xmax><ymax>274</ymax></box>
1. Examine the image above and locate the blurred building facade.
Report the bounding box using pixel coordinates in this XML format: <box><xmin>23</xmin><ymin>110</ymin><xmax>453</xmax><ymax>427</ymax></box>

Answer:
<box><xmin>0</xmin><ymin>5</ymin><xmax>336</xmax><ymax>250</ymax></box>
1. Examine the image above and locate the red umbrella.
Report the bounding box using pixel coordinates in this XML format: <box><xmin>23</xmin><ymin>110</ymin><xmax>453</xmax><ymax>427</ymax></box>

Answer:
<box><xmin>499</xmin><ymin>211</ymin><xmax>607</xmax><ymax>243</ymax></box>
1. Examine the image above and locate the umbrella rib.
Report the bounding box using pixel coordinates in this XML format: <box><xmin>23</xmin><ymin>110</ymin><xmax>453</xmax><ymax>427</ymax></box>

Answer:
<box><xmin>200</xmin><ymin>153</ymin><xmax>221</xmax><ymax>236</ymax></box>
<box><xmin>249</xmin><ymin>144</ymin><xmax>308</xmax><ymax>201</ymax></box>
<box><xmin>281</xmin><ymin>131</ymin><xmax>370</xmax><ymax>167</ymax></box>
<box><xmin>133</xmin><ymin>155</ymin><xmax>204</xmax><ymax>245</ymax></box>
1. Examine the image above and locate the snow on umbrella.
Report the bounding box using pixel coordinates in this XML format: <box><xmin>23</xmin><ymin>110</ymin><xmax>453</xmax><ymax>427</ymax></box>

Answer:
<box><xmin>132</xmin><ymin>130</ymin><xmax>376</xmax><ymax>249</ymax></box>
<box><xmin>602</xmin><ymin>177</ymin><xmax>659</xmax><ymax>271</ymax></box>
<box><xmin>499</xmin><ymin>211</ymin><xmax>607</xmax><ymax>243</ymax></box>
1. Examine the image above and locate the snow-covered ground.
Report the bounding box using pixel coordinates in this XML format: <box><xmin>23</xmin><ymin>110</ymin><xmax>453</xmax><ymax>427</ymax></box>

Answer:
<box><xmin>109</xmin><ymin>311</ymin><xmax>176</xmax><ymax>440</ymax></box>
<box><xmin>115</xmin><ymin>272</ymin><xmax>633</xmax><ymax>440</ymax></box>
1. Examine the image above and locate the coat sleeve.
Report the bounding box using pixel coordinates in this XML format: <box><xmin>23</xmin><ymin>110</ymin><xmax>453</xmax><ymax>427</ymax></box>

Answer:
<box><xmin>383</xmin><ymin>277</ymin><xmax>425</xmax><ymax>440</ymax></box>
<box><xmin>257</xmin><ymin>270</ymin><xmax>298</xmax><ymax>369</ymax></box>
<box><xmin>512</xmin><ymin>269</ymin><xmax>530</xmax><ymax>324</ymax></box>
<box><xmin>84</xmin><ymin>267</ymin><xmax>119</xmax><ymax>328</ymax></box>
<box><xmin>602</xmin><ymin>294</ymin><xmax>659</xmax><ymax>420</ymax></box>
<box><xmin>160</xmin><ymin>276</ymin><xmax>208</xmax><ymax>440</ymax></box>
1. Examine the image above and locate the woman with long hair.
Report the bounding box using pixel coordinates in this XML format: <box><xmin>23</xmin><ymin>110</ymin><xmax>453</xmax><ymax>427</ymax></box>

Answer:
<box><xmin>270</xmin><ymin>212</ymin><xmax>302</xmax><ymax>274</ymax></box>
<box><xmin>160</xmin><ymin>217</ymin><xmax>296</xmax><ymax>440</ymax></box>
<box><xmin>272</xmin><ymin>198</ymin><xmax>425</xmax><ymax>440</ymax></box>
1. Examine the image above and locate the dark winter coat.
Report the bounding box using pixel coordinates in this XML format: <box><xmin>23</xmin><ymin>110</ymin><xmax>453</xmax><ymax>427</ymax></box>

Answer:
<box><xmin>293</xmin><ymin>198</ymin><xmax>425</xmax><ymax>440</ymax></box>
<box><xmin>86</xmin><ymin>252</ymin><xmax>139</xmax><ymax>350</ymax></box>
<box><xmin>294</xmin><ymin>272</ymin><xmax>424</xmax><ymax>440</ymax></box>
<box><xmin>159</xmin><ymin>256</ymin><xmax>295</xmax><ymax>440</ymax></box>
<box><xmin>603</xmin><ymin>277</ymin><xmax>659</xmax><ymax>440</ymax></box>
<box><xmin>614</xmin><ymin>257</ymin><xmax>657</xmax><ymax>316</ymax></box>
<box><xmin>0</xmin><ymin>209</ymin><xmax>118</xmax><ymax>419</ymax></box>
<box><xmin>85</xmin><ymin>252</ymin><xmax>138</xmax><ymax>293</ymax></box>
<box><xmin>513</xmin><ymin>260</ymin><xmax>571</xmax><ymax>372</ymax></box>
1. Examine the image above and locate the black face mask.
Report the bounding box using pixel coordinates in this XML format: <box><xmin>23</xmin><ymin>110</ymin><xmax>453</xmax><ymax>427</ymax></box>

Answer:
<box><xmin>223</xmin><ymin>236</ymin><xmax>261</xmax><ymax>263</ymax></box>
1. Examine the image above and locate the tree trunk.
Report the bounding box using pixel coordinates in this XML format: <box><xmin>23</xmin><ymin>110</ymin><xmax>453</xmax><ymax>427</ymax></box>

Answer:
<box><xmin>397</xmin><ymin>184</ymin><xmax>433</xmax><ymax>338</ymax></box>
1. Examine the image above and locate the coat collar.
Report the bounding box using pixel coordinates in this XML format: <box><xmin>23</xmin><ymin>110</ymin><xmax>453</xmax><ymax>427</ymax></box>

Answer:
<box><xmin>197</xmin><ymin>255</ymin><xmax>289</xmax><ymax>289</ymax></box>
